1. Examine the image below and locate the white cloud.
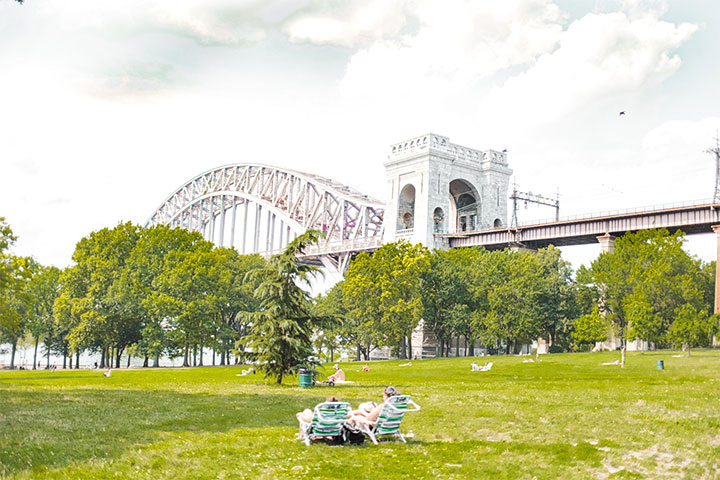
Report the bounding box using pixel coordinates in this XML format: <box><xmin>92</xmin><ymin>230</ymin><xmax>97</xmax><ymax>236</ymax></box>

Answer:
<box><xmin>285</xmin><ymin>0</ymin><xmax>410</xmax><ymax>47</ymax></box>
<box><xmin>286</xmin><ymin>0</ymin><xmax>566</xmax><ymax>98</ymax></box>
<box><xmin>479</xmin><ymin>10</ymin><xmax>697</xmax><ymax>128</ymax></box>
<box><xmin>16</xmin><ymin>0</ymin><xmax>272</xmax><ymax>46</ymax></box>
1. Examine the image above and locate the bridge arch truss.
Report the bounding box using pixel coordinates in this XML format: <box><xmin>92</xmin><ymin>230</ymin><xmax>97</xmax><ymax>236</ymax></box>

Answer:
<box><xmin>145</xmin><ymin>164</ymin><xmax>385</xmax><ymax>273</ymax></box>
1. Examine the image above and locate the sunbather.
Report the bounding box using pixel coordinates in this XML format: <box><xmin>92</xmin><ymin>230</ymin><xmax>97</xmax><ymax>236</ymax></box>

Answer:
<box><xmin>348</xmin><ymin>386</ymin><xmax>401</xmax><ymax>428</ymax></box>
<box><xmin>296</xmin><ymin>396</ymin><xmax>341</xmax><ymax>424</ymax></box>
<box><xmin>328</xmin><ymin>364</ymin><xmax>345</xmax><ymax>382</ymax></box>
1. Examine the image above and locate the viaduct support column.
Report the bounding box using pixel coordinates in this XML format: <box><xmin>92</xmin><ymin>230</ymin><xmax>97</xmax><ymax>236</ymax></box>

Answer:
<box><xmin>597</xmin><ymin>233</ymin><xmax>615</xmax><ymax>254</ymax></box>
<box><xmin>714</xmin><ymin>226</ymin><xmax>720</xmax><ymax>346</ymax></box>
<box><xmin>712</xmin><ymin>226</ymin><xmax>720</xmax><ymax>315</ymax></box>
<box><xmin>597</xmin><ymin>233</ymin><xmax>617</xmax><ymax>349</ymax></box>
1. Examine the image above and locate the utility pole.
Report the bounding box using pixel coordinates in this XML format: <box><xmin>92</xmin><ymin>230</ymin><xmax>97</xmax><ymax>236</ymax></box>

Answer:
<box><xmin>708</xmin><ymin>132</ymin><xmax>720</xmax><ymax>203</ymax></box>
<box><xmin>510</xmin><ymin>182</ymin><xmax>560</xmax><ymax>227</ymax></box>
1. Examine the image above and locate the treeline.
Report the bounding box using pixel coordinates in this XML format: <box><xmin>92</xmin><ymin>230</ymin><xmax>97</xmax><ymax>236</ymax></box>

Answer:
<box><xmin>0</xmin><ymin>219</ymin><xmax>268</xmax><ymax>369</ymax></box>
<box><xmin>2</xmin><ymin>214</ymin><xmax>718</xmax><ymax>372</ymax></box>
<box><xmin>317</xmin><ymin>229</ymin><xmax>718</xmax><ymax>358</ymax></box>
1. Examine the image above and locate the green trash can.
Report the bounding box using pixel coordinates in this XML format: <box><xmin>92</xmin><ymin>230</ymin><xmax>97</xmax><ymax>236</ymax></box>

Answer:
<box><xmin>657</xmin><ymin>360</ymin><xmax>664</xmax><ymax>370</ymax></box>
<box><xmin>298</xmin><ymin>369</ymin><xmax>313</xmax><ymax>388</ymax></box>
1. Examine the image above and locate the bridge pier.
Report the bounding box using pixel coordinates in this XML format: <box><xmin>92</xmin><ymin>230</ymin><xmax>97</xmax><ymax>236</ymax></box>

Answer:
<box><xmin>597</xmin><ymin>233</ymin><xmax>615</xmax><ymax>254</ymax></box>
<box><xmin>713</xmin><ymin>226</ymin><xmax>720</xmax><ymax>347</ymax></box>
<box><xmin>509</xmin><ymin>242</ymin><xmax>536</xmax><ymax>253</ymax></box>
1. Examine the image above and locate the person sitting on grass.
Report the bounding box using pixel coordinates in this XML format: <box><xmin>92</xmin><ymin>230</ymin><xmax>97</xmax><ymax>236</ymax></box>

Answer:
<box><xmin>240</xmin><ymin>367</ymin><xmax>255</xmax><ymax>376</ymax></box>
<box><xmin>102</xmin><ymin>369</ymin><xmax>112</xmax><ymax>377</ymax></box>
<box><xmin>327</xmin><ymin>364</ymin><xmax>345</xmax><ymax>382</ymax></box>
<box><xmin>296</xmin><ymin>396</ymin><xmax>342</xmax><ymax>424</ymax></box>
<box><xmin>471</xmin><ymin>361</ymin><xmax>480</xmax><ymax>371</ymax></box>
<box><xmin>348</xmin><ymin>385</ymin><xmax>401</xmax><ymax>429</ymax></box>
<box><xmin>362</xmin><ymin>363</ymin><xmax>370</xmax><ymax>372</ymax></box>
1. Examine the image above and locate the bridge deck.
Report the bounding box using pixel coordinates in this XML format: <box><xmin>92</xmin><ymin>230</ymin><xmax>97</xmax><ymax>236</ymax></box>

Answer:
<box><xmin>444</xmin><ymin>202</ymin><xmax>720</xmax><ymax>250</ymax></box>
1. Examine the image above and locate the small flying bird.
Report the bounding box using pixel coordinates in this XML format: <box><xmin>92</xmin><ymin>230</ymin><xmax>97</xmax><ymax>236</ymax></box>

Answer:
<box><xmin>502</xmin><ymin>149</ymin><xmax>507</xmax><ymax>153</ymax></box>
<box><xmin>619</xmin><ymin>111</ymin><xmax>626</xmax><ymax>116</ymax></box>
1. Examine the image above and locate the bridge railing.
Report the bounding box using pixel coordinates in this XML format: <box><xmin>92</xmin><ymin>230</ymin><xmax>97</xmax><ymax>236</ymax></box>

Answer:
<box><xmin>515</xmin><ymin>198</ymin><xmax>717</xmax><ymax>228</ymax></box>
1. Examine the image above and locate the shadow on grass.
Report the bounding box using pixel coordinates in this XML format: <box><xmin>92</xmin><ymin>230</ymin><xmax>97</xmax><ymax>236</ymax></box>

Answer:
<box><xmin>0</xmin><ymin>376</ymin><xmax>89</xmax><ymax>382</ymax></box>
<box><xmin>0</xmin><ymin>387</ymin><xmax>311</xmax><ymax>476</ymax></box>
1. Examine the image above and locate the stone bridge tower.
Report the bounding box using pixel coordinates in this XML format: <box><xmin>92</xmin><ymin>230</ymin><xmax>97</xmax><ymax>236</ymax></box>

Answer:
<box><xmin>379</xmin><ymin>133</ymin><xmax>513</xmax><ymax>359</ymax></box>
<box><xmin>384</xmin><ymin>133</ymin><xmax>513</xmax><ymax>251</ymax></box>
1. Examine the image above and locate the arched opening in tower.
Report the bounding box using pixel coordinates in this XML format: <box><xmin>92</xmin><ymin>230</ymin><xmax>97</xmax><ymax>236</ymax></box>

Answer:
<box><xmin>449</xmin><ymin>179</ymin><xmax>479</xmax><ymax>233</ymax></box>
<box><xmin>433</xmin><ymin>207</ymin><xmax>445</xmax><ymax>233</ymax></box>
<box><xmin>397</xmin><ymin>184</ymin><xmax>416</xmax><ymax>230</ymax></box>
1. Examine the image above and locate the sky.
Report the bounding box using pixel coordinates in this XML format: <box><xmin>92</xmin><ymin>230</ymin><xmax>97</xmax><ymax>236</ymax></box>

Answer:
<box><xmin>1</xmin><ymin>0</ymin><xmax>719</xmax><ymax>281</ymax></box>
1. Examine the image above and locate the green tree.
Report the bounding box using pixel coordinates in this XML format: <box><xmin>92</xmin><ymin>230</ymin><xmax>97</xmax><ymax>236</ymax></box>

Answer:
<box><xmin>58</xmin><ymin>222</ymin><xmax>141</xmax><ymax>368</ymax></box>
<box><xmin>667</xmin><ymin>304</ymin><xmax>717</xmax><ymax>355</ymax></box>
<box><xmin>422</xmin><ymin>247</ymin><xmax>483</xmax><ymax>357</ymax></box>
<box><xmin>311</xmin><ymin>284</ymin><xmax>347</xmax><ymax>362</ymax></box>
<box><xmin>243</xmin><ymin>230</ymin><xmax>326</xmax><ymax>384</ymax></box>
<box><xmin>571</xmin><ymin>311</ymin><xmax>608</xmax><ymax>351</ymax></box>
<box><xmin>0</xmin><ymin>256</ymin><xmax>37</xmax><ymax>368</ymax></box>
<box><xmin>26</xmin><ymin>265</ymin><xmax>61</xmax><ymax>369</ymax></box>
<box><xmin>585</xmin><ymin>229</ymin><xmax>712</xmax><ymax>348</ymax></box>
<box><xmin>535</xmin><ymin>246</ymin><xmax>579</xmax><ymax>350</ymax></box>
<box><xmin>343</xmin><ymin>241</ymin><xmax>430</xmax><ymax>359</ymax></box>
<box><xmin>126</xmin><ymin>225</ymin><xmax>210</xmax><ymax>367</ymax></box>
<box><xmin>149</xmin><ymin>243</ymin><xmax>218</xmax><ymax>367</ymax></box>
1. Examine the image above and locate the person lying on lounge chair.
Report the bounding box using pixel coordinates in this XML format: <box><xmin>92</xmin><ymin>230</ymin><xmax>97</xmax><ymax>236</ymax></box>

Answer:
<box><xmin>296</xmin><ymin>396</ymin><xmax>340</xmax><ymax>424</ymax></box>
<box><xmin>347</xmin><ymin>386</ymin><xmax>401</xmax><ymax>428</ymax></box>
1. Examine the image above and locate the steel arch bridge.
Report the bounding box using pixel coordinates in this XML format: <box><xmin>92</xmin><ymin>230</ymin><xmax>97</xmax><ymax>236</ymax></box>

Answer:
<box><xmin>145</xmin><ymin>164</ymin><xmax>385</xmax><ymax>274</ymax></box>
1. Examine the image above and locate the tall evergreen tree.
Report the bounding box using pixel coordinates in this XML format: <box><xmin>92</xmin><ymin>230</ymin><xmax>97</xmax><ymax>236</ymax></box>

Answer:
<box><xmin>243</xmin><ymin>230</ymin><xmax>326</xmax><ymax>384</ymax></box>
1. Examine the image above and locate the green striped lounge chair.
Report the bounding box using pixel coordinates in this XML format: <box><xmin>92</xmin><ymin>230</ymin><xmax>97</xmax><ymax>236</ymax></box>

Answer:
<box><xmin>362</xmin><ymin>395</ymin><xmax>421</xmax><ymax>445</ymax></box>
<box><xmin>298</xmin><ymin>401</ymin><xmax>351</xmax><ymax>446</ymax></box>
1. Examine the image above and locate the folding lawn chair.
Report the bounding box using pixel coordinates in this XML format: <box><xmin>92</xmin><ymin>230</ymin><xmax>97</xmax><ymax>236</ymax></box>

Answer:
<box><xmin>359</xmin><ymin>394</ymin><xmax>421</xmax><ymax>445</ymax></box>
<box><xmin>297</xmin><ymin>401</ymin><xmax>351</xmax><ymax>446</ymax></box>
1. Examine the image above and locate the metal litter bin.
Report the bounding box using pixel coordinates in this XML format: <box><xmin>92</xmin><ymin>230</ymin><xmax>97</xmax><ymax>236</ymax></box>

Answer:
<box><xmin>298</xmin><ymin>369</ymin><xmax>313</xmax><ymax>388</ymax></box>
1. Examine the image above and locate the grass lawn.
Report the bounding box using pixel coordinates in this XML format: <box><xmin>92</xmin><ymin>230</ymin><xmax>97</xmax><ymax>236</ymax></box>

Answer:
<box><xmin>1</xmin><ymin>351</ymin><xmax>719</xmax><ymax>479</ymax></box>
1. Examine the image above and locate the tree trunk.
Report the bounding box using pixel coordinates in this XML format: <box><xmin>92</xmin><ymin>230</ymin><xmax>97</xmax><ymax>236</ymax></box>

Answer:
<box><xmin>407</xmin><ymin>335</ymin><xmax>413</xmax><ymax>360</ymax></box>
<box><xmin>687</xmin><ymin>345</ymin><xmax>691</xmax><ymax>357</ymax></box>
<box><xmin>33</xmin><ymin>337</ymin><xmax>40</xmax><ymax>370</ymax></box>
<box><xmin>10</xmin><ymin>341</ymin><xmax>17</xmax><ymax>369</ymax></box>
<box><xmin>277</xmin><ymin>373</ymin><xmax>283</xmax><ymax>385</ymax></box>
<box><xmin>62</xmin><ymin>351</ymin><xmax>67</xmax><ymax>369</ymax></box>
<box><xmin>99</xmin><ymin>346</ymin><xmax>105</xmax><ymax>369</ymax></box>
<box><xmin>467</xmin><ymin>337</ymin><xmax>474</xmax><ymax>357</ymax></box>
<box><xmin>455</xmin><ymin>337</ymin><xmax>460</xmax><ymax>357</ymax></box>
<box><xmin>115</xmin><ymin>347</ymin><xmax>122</xmax><ymax>368</ymax></box>
<box><xmin>212</xmin><ymin>346</ymin><xmax>215</xmax><ymax>366</ymax></box>
<box><xmin>330</xmin><ymin>346</ymin><xmax>334</xmax><ymax>363</ymax></box>
<box><xmin>46</xmin><ymin>347</ymin><xmax>51</xmax><ymax>369</ymax></box>
<box><xmin>69</xmin><ymin>355</ymin><xmax>72</xmax><ymax>369</ymax></box>
<box><xmin>76</xmin><ymin>350</ymin><xmax>80</xmax><ymax>369</ymax></box>
<box><xmin>183</xmin><ymin>334</ymin><xmax>189</xmax><ymax>367</ymax></box>
<box><xmin>127</xmin><ymin>353</ymin><xmax>131</xmax><ymax>368</ymax></box>
<box><xmin>199</xmin><ymin>345</ymin><xmax>204</xmax><ymax>366</ymax></box>
<box><xmin>153</xmin><ymin>354</ymin><xmax>160</xmax><ymax>368</ymax></box>
<box><xmin>143</xmin><ymin>355</ymin><xmax>149</xmax><ymax>368</ymax></box>
<box><xmin>356</xmin><ymin>345</ymin><xmax>362</xmax><ymax>362</ymax></box>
